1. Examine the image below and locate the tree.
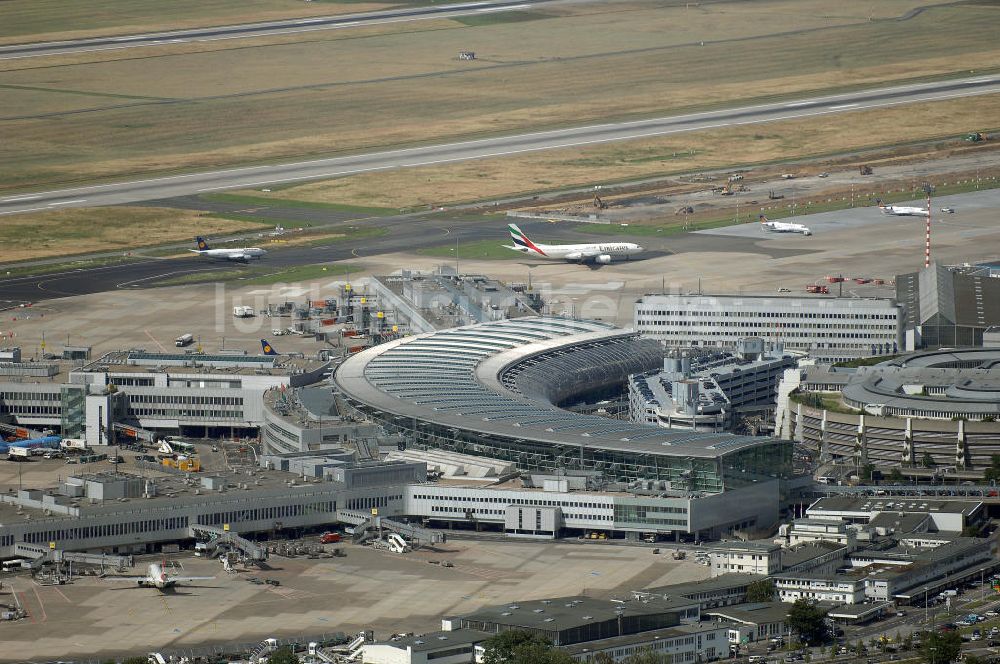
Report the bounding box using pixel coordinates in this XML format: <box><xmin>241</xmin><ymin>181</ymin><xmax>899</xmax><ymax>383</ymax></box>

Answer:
<box><xmin>746</xmin><ymin>579</ymin><xmax>775</xmax><ymax>603</ymax></box>
<box><xmin>786</xmin><ymin>599</ymin><xmax>828</xmax><ymax>645</ymax></box>
<box><xmin>267</xmin><ymin>646</ymin><xmax>299</xmax><ymax>664</ymax></box>
<box><xmin>888</xmin><ymin>467</ymin><xmax>904</xmax><ymax>482</ymax></box>
<box><xmin>480</xmin><ymin>631</ymin><xmax>575</xmax><ymax>664</ymax></box>
<box><xmin>920</xmin><ymin>630</ymin><xmax>961</xmax><ymax>664</ymax></box>
<box><xmin>922</xmin><ymin>451</ymin><xmax>937</xmax><ymax>468</ymax></box>
<box><xmin>983</xmin><ymin>454</ymin><xmax>1000</xmax><ymax>482</ymax></box>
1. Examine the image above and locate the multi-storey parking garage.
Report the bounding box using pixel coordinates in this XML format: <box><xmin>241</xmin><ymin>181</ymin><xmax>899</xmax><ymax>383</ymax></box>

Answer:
<box><xmin>334</xmin><ymin>317</ymin><xmax>791</xmax><ymax>495</ymax></box>
<box><xmin>781</xmin><ymin>348</ymin><xmax>1000</xmax><ymax>472</ymax></box>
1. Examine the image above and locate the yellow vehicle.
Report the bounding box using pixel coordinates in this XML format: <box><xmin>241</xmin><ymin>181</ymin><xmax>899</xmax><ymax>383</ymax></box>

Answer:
<box><xmin>162</xmin><ymin>457</ymin><xmax>201</xmax><ymax>472</ymax></box>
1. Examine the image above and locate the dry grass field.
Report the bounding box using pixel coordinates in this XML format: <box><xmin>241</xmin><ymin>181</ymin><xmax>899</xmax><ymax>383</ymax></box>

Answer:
<box><xmin>1</xmin><ymin>207</ymin><xmax>269</xmax><ymax>262</ymax></box>
<box><xmin>0</xmin><ymin>0</ymin><xmax>396</xmax><ymax>45</ymax></box>
<box><xmin>241</xmin><ymin>93</ymin><xmax>1000</xmax><ymax>208</ymax></box>
<box><xmin>1</xmin><ymin>0</ymin><xmax>997</xmax><ymax>191</ymax></box>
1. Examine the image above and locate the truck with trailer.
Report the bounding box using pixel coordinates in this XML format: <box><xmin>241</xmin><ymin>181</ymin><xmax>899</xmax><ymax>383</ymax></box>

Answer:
<box><xmin>175</xmin><ymin>333</ymin><xmax>194</xmax><ymax>347</ymax></box>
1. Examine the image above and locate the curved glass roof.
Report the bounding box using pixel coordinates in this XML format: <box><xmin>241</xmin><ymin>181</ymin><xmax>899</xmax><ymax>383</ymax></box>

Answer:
<box><xmin>335</xmin><ymin>317</ymin><xmax>777</xmax><ymax>458</ymax></box>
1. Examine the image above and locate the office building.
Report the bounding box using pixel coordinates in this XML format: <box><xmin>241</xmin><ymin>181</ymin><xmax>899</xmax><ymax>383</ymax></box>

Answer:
<box><xmin>634</xmin><ymin>294</ymin><xmax>903</xmax><ymax>363</ymax></box>
<box><xmin>628</xmin><ymin>339</ymin><xmax>796</xmax><ymax>432</ymax></box>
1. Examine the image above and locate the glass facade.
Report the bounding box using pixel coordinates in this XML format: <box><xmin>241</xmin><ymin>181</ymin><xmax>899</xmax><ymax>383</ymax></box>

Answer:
<box><xmin>350</xmin><ymin>401</ymin><xmax>790</xmax><ymax>493</ymax></box>
<box><xmin>59</xmin><ymin>386</ymin><xmax>85</xmax><ymax>438</ymax></box>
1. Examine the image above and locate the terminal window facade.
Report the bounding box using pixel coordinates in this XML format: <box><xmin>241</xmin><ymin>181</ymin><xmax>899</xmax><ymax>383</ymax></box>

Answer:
<box><xmin>360</xmin><ymin>405</ymin><xmax>790</xmax><ymax>491</ymax></box>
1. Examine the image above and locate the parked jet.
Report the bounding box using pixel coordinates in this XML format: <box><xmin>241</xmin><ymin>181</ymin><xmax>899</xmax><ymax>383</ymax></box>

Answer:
<box><xmin>103</xmin><ymin>562</ymin><xmax>214</xmax><ymax>592</ymax></box>
<box><xmin>759</xmin><ymin>214</ymin><xmax>811</xmax><ymax>236</ymax></box>
<box><xmin>190</xmin><ymin>237</ymin><xmax>267</xmax><ymax>262</ymax></box>
<box><xmin>875</xmin><ymin>199</ymin><xmax>929</xmax><ymax>217</ymax></box>
<box><xmin>504</xmin><ymin>224</ymin><xmax>642</xmax><ymax>264</ymax></box>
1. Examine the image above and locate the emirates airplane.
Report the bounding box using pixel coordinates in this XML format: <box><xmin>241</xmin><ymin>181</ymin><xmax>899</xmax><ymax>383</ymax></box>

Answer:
<box><xmin>504</xmin><ymin>224</ymin><xmax>643</xmax><ymax>265</ymax></box>
<box><xmin>104</xmin><ymin>561</ymin><xmax>214</xmax><ymax>592</ymax></box>
<box><xmin>876</xmin><ymin>199</ymin><xmax>930</xmax><ymax>217</ymax></box>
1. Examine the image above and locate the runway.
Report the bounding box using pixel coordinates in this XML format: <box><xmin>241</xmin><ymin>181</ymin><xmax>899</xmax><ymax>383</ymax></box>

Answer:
<box><xmin>0</xmin><ymin>198</ymin><xmax>796</xmax><ymax>304</ymax></box>
<box><xmin>2</xmin><ymin>74</ymin><xmax>999</xmax><ymax>217</ymax></box>
<box><xmin>0</xmin><ymin>0</ymin><xmax>550</xmax><ymax>61</ymax></box>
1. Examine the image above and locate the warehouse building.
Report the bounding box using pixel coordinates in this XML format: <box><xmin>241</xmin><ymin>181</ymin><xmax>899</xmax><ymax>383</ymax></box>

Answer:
<box><xmin>896</xmin><ymin>261</ymin><xmax>1000</xmax><ymax>348</ymax></box>
<box><xmin>634</xmin><ymin>294</ymin><xmax>903</xmax><ymax>363</ymax></box>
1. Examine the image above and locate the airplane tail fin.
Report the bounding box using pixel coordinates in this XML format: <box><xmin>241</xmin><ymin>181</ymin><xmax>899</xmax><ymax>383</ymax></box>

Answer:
<box><xmin>508</xmin><ymin>223</ymin><xmax>546</xmax><ymax>256</ymax></box>
<box><xmin>195</xmin><ymin>236</ymin><xmax>210</xmax><ymax>251</ymax></box>
<box><xmin>260</xmin><ymin>339</ymin><xmax>278</xmax><ymax>356</ymax></box>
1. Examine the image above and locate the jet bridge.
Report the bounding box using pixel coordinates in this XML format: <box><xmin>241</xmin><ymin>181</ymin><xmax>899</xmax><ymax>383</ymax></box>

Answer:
<box><xmin>189</xmin><ymin>523</ymin><xmax>268</xmax><ymax>562</ymax></box>
<box><xmin>337</xmin><ymin>509</ymin><xmax>445</xmax><ymax>546</ymax></box>
<box><xmin>12</xmin><ymin>543</ymin><xmax>131</xmax><ymax>571</ymax></box>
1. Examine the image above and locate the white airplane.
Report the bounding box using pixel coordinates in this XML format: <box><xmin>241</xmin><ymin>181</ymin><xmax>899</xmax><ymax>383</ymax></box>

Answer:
<box><xmin>504</xmin><ymin>223</ymin><xmax>643</xmax><ymax>264</ymax></box>
<box><xmin>103</xmin><ymin>561</ymin><xmax>214</xmax><ymax>592</ymax></box>
<box><xmin>190</xmin><ymin>236</ymin><xmax>267</xmax><ymax>262</ymax></box>
<box><xmin>875</xmin><ymin>199</ymin><xmax>929</xmax><ymax>217</ymax></box>
<box><xmin>759</xmin><ymin>214</ymin><xmax>811</xmax><ymax>236</ymax></box>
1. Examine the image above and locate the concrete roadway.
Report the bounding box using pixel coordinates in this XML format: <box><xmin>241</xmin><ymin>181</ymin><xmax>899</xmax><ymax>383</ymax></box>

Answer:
<box><xmin>0</xmin><ymin>0</ymin><xmax>553</xmax><ymax>61</ymax></box>
<box><xmin>2</xmin><ymin>74</ymin><xmax>999</xmax><ymax>217</ymax></box>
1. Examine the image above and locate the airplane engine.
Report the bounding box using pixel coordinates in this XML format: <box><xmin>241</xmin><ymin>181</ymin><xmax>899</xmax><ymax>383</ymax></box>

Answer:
<box><xmin>595</xmin><ymin>254</ymin><xmax>612</xmax><ymax>264</ymax></box>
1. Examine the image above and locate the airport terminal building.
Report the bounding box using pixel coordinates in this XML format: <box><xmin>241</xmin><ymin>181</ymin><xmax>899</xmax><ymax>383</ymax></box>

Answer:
<box><xmin>0</xmin><ymin>350</ymin><xmax>330</xmax><ymax>444</ymax></box>
<box><xmin>334</xmin><ymin>317</ymin><xmax>792</xmax><ymax>537</ymax></box>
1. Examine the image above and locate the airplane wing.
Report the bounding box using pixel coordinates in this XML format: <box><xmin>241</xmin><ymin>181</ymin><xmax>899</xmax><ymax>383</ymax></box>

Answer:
<box><xmin>565</xmin><ymin>249</ymin><xmax>602</xmax><ymax>262</ymax></box>
<box><xmin>171</xmin><ymin>576</ymin><xmax>216</xmax><ymax>583</ymax></box>
<box><xmin>100</xmin><ymin>575</ymin><xmax>145</xmax><ymax>582</ymax></box>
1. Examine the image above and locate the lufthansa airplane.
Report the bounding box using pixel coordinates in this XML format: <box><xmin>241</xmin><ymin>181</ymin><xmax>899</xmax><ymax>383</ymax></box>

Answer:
<box><xmin>876</xmin><ymin>199</ymin><xmax>930</xmax><ymax>217</ymax></box>
<box><xmin>759</xmin><ymin>214</ymin><xmax>812</xmax><ymax>236</ymax></box>
<box><xmin>190</xmin><ymin>236</ymin><xmax>267</xmax><ymax>262</ymax></box>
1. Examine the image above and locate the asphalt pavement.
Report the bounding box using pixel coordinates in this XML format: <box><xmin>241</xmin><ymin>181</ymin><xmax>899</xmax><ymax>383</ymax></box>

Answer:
<box><xmin>0</xmin><ymin>0</ymin><xmax>558</xmax><ymax>60</ymax></box>
<box><xmin>3</xmin><ymin>74</ymin><xmax>999</xmax><ymax>217</ymax></box>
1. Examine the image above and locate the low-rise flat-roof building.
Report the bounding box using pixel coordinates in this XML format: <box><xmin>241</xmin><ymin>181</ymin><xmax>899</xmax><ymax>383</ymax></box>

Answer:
<box><xmin>774</xmin><ymin>572</ymin><xmax>866</xmax><ymax>605</ymax></box>
<box><xmin>855</xmin><ymin>536</ymin><xmax>998</xmax><ymax>603</ymax></box>
<box><xmin>704</xmin><ymin>602</ymin><xmax>789</xmax><ymax>643</ymax></box>
<box><xmin>363</xmin><ymin>629</ymin><xmax>487</xmax><ymax>664</ymax></box>
<box><xmin>806</xmin><ymin>496</ymin><xmax>984</xmax><ymax>533</ymax></box>
<box><xmin>786</xmin><ymin>519</ymin><xmax>856</xmax><ymax>549</ymax></box>
<box><xmin>644</xmin><ymin>574</ymin><xmax>764</xmax><ymax>611</ymax></box>
<box><xmin>708</xmin><ymin>541</ymin><xmax>782</xmax><ymax>577</ymax></box>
